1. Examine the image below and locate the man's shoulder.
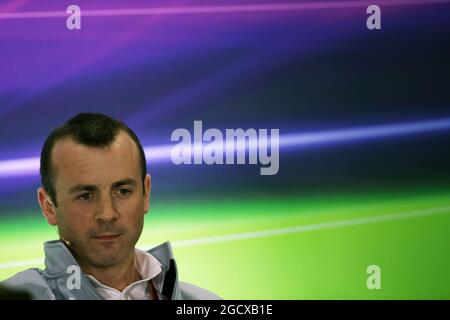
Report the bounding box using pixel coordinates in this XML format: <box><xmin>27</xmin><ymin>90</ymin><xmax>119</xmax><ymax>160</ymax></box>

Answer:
<box><xmin>3</xmin><ymin>269</ymin><xmax>43</xmax><ymax>287</ymax></box>
<box><xmin>178</xmin><ymin>281</ymin><xmax>222</xmax><ymax>300</ymax></box>
<box><xmin>2</xmin><ymin>270</ymin><xmax>222</xmax><ymax>300</ymax></box>
<box><xmin>2</xmin><ymin>269</ymin><xmax>54</xmax><ymax>300</ymax></box>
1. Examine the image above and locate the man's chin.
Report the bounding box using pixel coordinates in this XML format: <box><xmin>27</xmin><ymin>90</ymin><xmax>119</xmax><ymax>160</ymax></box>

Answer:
<box><xmin>90</xmin><ymin>256</ymin><xmax>120</xmax><ymax>268</ymax></box>
<box><xmin>87</xmin><ymin>250</ymin><xmax>123</xmax><ymax>268</ymax></box>
<box><xmin>90</xmin><ymin>244</ymin><xmax>135</xmax><ymax>267</ymax></box>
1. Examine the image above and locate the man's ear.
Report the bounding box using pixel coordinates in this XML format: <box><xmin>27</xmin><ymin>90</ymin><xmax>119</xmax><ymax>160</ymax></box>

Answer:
<box><xmin>144</xmin><ymin>174</ymin><xmax>151</xmax><ymax>214</ymax></box>
<box><xmin>37</xmin><ymin>187</ymin><xmax>58</xmax><ymax>225</ymax></box>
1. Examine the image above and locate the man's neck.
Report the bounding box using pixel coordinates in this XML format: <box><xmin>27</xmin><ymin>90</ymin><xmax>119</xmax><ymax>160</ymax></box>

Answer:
<box><xmin>80</xmin><ymin>254</ymin><xmax>142</xmax><ymax>292</ymax></box>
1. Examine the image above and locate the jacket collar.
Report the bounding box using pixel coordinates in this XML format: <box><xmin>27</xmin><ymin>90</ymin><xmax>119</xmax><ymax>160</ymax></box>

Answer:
<box><xmin>43</xmin><ymin>240</ymin><xmax>175</xmax><ymax>275</ymax></box>
<box><xmin>43</xmin><ymin>240</ymin><xmax>79</xmax><ymax>275</ymax></box>
<box><xmin>42</xmin><ymin>240</ymin><xmax>180</xmax><ymax>300</ymax></box>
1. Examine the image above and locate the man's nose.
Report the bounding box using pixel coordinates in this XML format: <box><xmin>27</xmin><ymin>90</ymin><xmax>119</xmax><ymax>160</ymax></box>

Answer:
<box><xmin>95</xmin><ymin>195</ymin><xmax>119</xmax><ymax>223</ymax></box>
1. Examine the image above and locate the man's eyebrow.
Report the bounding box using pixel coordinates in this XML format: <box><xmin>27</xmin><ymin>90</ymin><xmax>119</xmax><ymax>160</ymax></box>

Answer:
<box><xmin>69</xmin><ymin>184</ymin><xmax>98</xmax><ymax>194</ymax></box>
<box><xmin>112</xmin><ymin>178</ymin><xmax>137</xmax><ymax>188</ymax></box>
<box><xmin>68</xmin><ymin>179</ymin><xmax>137</xmax><ymax>193</ymax></box>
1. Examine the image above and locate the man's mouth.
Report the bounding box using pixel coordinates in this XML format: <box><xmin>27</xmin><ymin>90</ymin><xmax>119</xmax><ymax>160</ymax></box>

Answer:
<box><xmin>91</xmin><ymin>234</ymin><xmax>121</xmax><ymax>241</ymax></box>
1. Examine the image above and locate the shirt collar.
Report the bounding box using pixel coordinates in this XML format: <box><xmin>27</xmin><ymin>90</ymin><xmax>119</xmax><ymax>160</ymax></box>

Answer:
<box><xmin>134</xmin><ymin>248</ymin><xmax>163</xmax><ymax>280</ymax></box>
<box><xmin>85</xmin><ymin>248</ymin><xmax>163</xmax><ymax>296</ymax></box>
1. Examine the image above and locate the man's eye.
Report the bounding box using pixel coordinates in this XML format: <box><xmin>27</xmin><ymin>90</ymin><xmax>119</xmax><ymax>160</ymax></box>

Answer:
<box><xmin>115</xmin><ymin>188</ymin><xmax>133</xmax><ymax>198</ymax></box>
<box><xmin>77</xmin><ymin>193</ymin><xmax>92</xmax><ymax>201</ymax></box>
<box><xmin>118</xmin><ymin>188</ymin><xmax>131</xmax><ymax>196</ymax></box>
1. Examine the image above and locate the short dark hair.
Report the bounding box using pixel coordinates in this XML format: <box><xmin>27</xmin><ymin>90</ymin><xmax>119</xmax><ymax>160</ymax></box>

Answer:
<box><xmin>40</xmin><ymin>113</ymin><xmax>147</xmax><ymax>206</ymax></box>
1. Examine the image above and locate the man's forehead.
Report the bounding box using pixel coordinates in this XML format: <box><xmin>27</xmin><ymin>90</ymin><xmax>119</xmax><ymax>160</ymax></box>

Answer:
<box><xmin>51</xmin><ymin>132</ymin><xmax>141</xmax><ymax>183</ymax></box>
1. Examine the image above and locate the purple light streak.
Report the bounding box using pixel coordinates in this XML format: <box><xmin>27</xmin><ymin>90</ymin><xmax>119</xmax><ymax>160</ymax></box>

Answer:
<box><xmin>1</xmin><ymin>117</ymin><xmax>450</xmax><ymax>178</ymax></box>
<box><xmin>1</xmin><ymin>1</ymin><xmax>449</xmax><ymax>19</ymax></box>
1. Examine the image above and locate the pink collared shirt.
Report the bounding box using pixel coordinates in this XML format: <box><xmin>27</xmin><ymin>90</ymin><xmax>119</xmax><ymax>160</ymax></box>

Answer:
<box><xmin>86</xmin><ymin>248</ymin><xmax>163</xmax><ymax>300</ymax></box>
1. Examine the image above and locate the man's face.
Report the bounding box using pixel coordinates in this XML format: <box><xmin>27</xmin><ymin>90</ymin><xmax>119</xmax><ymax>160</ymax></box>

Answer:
<box><xmin>41</xmin><ymin>131</ymin><xmax>150</xmax><ymax>269</ymax></box>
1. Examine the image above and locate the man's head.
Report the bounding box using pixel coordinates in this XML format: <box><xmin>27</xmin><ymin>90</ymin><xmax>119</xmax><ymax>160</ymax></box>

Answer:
<box><xmin>37</xmin><ymin>113</ymin><xmax>150</xmax><ymax>269</ymax></box>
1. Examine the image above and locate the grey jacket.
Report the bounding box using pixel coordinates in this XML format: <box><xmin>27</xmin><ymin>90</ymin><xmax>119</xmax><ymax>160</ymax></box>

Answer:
<box><xmin>2</xmin><ymin>240</ymin><xmax>220</xmax><ymax>300</ymax></box>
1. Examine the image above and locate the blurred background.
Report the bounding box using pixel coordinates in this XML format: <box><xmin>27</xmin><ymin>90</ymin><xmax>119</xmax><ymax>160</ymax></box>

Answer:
<box><xmin>0</xmin><ymin>0</ymin><xmax>450</xmax><ymax>299</ymax></box>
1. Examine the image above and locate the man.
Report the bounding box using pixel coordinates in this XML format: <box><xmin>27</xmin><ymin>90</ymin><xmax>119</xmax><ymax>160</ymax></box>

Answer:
<box><xmin>2</xmin><ymin>113</ymin><xmax>220</xmax><ymax>300</ymax></box>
